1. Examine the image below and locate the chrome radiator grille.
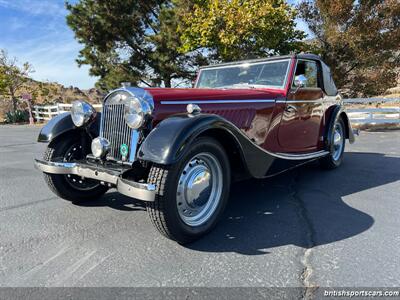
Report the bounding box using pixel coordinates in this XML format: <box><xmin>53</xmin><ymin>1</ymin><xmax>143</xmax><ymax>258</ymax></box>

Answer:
<box><xmin>100</xmin><ymin>103</ymin><xmax>133</xmax><ymax>161</ymax></box>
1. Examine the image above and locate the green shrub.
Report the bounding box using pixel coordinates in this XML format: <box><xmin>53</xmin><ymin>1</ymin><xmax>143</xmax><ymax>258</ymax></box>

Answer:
<box><xmin>4</xmin><ymin>110</ymin><xmax>29</xmax><ymax>124</ymax></box>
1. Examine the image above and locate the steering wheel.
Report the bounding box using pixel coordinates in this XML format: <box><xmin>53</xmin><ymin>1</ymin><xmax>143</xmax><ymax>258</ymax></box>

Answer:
<box><xmin>254</xmin><ymin>79</ymin><xmax>275</xmax><ymax>85</ymax></box>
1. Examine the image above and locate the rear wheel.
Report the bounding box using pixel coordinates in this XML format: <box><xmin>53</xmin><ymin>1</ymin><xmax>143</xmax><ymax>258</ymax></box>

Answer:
<box><xmin>43</xmin><ymin>134</ymin><xmax>108</xmax><ymax>202</ymax></box>
<box><xmin>320</xmin><ymin>118</ymin><xmax>346</xmax><ymax>169</ymax></box>
<box><xmin>146</xmin><ymin>137</ymin><xmax>231</xmax><ymax>244</ymax></box>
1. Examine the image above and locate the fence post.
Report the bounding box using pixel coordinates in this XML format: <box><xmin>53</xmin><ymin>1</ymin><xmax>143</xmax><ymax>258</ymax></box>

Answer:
<box><xmin>33</xmin><ymin>105</ymin><xmax>38</xmax><ymax>121</ymax></box>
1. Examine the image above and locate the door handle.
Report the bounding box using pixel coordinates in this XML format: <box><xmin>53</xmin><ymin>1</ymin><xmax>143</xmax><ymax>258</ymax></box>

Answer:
<box><xmin>285</xmin><ymin>105</ymin><xmax>298</xmax><ymax>113</ymax></box>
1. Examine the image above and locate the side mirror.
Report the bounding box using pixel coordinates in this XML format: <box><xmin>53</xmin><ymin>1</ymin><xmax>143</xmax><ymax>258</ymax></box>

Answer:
<box><xmin>293</xmin><ymin>75</ymin><xmax>307</xmax><ymax>88</ymax></box>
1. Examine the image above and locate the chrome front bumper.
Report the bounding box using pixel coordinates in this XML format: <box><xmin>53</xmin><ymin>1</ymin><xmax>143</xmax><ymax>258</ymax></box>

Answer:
<box><xmin>34</xmin><ymin>159</ymin><xmax>156</xmax><ymax>202</ymax></box>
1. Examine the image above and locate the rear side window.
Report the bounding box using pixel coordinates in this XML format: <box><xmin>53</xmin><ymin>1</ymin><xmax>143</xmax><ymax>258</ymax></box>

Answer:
<box><xmin>321</xmin><ymin>62</ymin><xmax>338</xmax><ymax>96</ymax></box>
<box><xmin>293</xmin><ymin>60</ymin><xmax>318</xmax><ymax>88</ymax></box>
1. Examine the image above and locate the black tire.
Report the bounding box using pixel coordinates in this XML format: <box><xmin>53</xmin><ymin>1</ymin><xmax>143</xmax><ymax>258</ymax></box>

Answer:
<box><xmin>320</xmin><ymin>118</ymin><xmax>346</xmax><ymax>170</ymax></box>
<box><xmin>146</xmin><ymin>137</ymin><xmax>231</xmax><ymax>244</ymax></box>
<box><xmin>43</xmin><ymin>134</ymin><xmax>108</xmax><ymax>202</ymax></box>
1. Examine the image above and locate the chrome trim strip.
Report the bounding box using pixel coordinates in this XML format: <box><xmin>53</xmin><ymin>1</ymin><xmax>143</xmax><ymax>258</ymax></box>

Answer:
<box><xmin>161</xmin><ymin>99</ymin><xmax>275</xmax><ymax>105</ymax></box>
<box><xmin>161</xmin><ymin>99</ymin><xmax>327</xmax><ymax>105</ymax></box>
<box><xmin>198</xmin><ymin>59</ymin><xmax>291</xmax><ymax>71</ymax></box>
<box><xmin>272</xmin><ymin>150</ymin><xmax>329</xmax><ymax>160</ymax></box>
<box><xmin>129</xmin><ymin>130</ymin><xmax>140</xmax><ymax>161</ymax></box>
<box><xmin>34</xmin><ymin>159</ymin><xmax>156</xmax><ymax>202</ymax></box>
<box><xmin>276</xmin><ymin>100</ymin><xmax>325</xmax><ymax>104</ymax></box>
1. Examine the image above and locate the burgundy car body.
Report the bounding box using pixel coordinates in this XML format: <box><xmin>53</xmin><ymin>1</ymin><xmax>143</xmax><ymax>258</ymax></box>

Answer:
<box><xmin>135</xmin><ymin>54</ymin><xmax>354</xmax><ymax>177</ymax></box>
<box><xmin>147</xmin><ymin>57</ymin><xmax>349</xmax><ymax>153</ymax></box>
<box><xmin>36</xmin><ymin>54</ymin><xmax>354</xmax><ymax>180</ymax></box>
<box><xmin>36</xmin><ymin>54</ymin><xmax>355</xmax><ymax>179</ymax></box>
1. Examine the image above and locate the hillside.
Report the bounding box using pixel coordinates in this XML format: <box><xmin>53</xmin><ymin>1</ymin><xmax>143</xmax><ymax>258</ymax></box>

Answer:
<box><xmin>0</xmin><ymin>78</ymin><xmax>103</xmax><ymax>120</ymax></box>
<box><xmin>20</xmin><ymin>78</ymin><xmax>103</xmax><ymax>105</ymax></box>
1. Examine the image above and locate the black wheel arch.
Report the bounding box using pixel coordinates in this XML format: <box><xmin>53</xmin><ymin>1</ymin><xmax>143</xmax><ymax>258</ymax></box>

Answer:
<box><xmin>37</xmin><ymin>112</ymin><xmax>101</xmax><ymax>143</ymax></box>
<box><xmin>137</xmin><ymin>113</ymin><xmax>274</xmax><ymax>179</ymax></box>
<box><xmin>324</xmin><ymin>105</ymin><xmax>355</xmax><ymax>151</ymax></box>
<box><xmin>196</xmin><ymin>128</ymin><xmax>250</xmax><ymax>181</ymax></box>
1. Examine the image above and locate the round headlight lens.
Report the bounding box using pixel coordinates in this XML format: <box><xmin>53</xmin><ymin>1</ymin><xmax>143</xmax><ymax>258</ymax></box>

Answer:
<box><xmin>124</xmin><ymin>97</ymin><xmax>145</xmax><ymax>129</ymax></box>
<box><xmin>71</xmin><ymin>100</ymin><xmax>96</xmax><ymax>127</ymax></box>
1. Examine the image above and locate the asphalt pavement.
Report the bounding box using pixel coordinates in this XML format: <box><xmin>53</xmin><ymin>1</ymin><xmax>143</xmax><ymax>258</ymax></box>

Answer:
<box><xmin>0</xmin><ymin>126</ymin><xmax>399</xmax><ymax>289</ymax></box>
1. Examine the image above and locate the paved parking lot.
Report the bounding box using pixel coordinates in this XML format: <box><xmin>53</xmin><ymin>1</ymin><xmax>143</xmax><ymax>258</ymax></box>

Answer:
<box><xmin>0</xmin><ymin>126</ymin><xmax>399</xmax><ymax>288</ymax></box>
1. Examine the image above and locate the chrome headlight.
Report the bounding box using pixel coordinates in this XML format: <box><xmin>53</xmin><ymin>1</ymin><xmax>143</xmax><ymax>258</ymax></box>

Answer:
<box><xmin>124</xmin><ymin>96</ymin><xmax>152</xmax><ymax>129</ymax></box>
<box><xmin>71</xmin><ymin>100</ymin><xmax>96</xmax><ymax>127</ymax></box>
<box><xmin>91</xmin><ymin>137</ymin><xmax>110</xmax><ymax>158</ymax></box>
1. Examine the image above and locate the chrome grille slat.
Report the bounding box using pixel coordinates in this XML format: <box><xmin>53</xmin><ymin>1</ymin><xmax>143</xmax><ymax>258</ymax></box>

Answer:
<box><xmin>112</xmin><ymin>104</ymin><xmax>118</xmax><ymax>158</ymax></box>
<box><xmin>117</xmin><ymin>105</ymin><xmax>123</xmax><ymax>157</ymax></box>
<box><xmin>100</xmin><ymin>102</ymin><xmax>134</xmax><ymax>161</ymax></box>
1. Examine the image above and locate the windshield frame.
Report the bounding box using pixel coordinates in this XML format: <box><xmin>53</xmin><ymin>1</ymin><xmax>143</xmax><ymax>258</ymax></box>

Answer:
<box><xmin>194</xmin><ymin>58</ymin><xmax>292</xmax><ymax>90</ymax></box>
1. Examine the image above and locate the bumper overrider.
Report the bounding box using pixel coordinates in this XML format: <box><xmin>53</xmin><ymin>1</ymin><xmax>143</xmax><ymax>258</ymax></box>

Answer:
<box><xmin>34</xmin><ymin>159</ymin><xmax>156</xmax><ymax>202</ymax></box>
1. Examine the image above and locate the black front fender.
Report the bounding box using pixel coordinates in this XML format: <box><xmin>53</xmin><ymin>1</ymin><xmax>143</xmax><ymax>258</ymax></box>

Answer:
<box><xmin>137</xmin><ymin>113</ymin><xmax>277</xmax><ymax>178</ymax></box>
<box><xmin>37</xmin><ymin>112</ymin><xmax>101</xmax><ymax>143</ymax></box>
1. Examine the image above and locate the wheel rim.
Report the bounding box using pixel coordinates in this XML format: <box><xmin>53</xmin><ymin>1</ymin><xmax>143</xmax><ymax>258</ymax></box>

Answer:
<box><xmin>332</xmin><ymin>122</ymin><xmax>344</xmax><ymax>161</ymax></box>
<box><xmin>176</xmin><ymin>152</ymin><xmax>223</xmax><ymax>227</ymax></box>
<box><xmin>63</xmin><ymin>143</ymin><xmax>100</xmax><ymax>190</ymax></box>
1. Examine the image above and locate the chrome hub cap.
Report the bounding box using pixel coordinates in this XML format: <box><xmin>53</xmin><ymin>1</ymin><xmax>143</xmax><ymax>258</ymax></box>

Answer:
<box><xmin>332</xmin><ymin>123</ymin><xmax>344</xmax><ymax>161</ymax></box>
<box><xmin>177</xmin><ymin>153</ymin><xmax>223</xmax><ymax>227</ymax></box>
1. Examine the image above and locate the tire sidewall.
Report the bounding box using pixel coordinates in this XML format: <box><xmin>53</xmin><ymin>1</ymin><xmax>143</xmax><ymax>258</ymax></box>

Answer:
<box><xmin>44</xmin><ymin>133</ymin><xmax>107</xmax><ymax>201</ymax></box>
<box><xmin>328</xmin><ymin>118</ymin><xmax>346</xmax><ymax>167</ymax></box>
<box><xmin>162</xmin><ymin>137</ymin><xmax>231</xmax><ymax>239</ymax></box>
<box><xmin>48</xmin><ymin>134</ymin><xmax>80</xmax><ymax>159</ymax></box>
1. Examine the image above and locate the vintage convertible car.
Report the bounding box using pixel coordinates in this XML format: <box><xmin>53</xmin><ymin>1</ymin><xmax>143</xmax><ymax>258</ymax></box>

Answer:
<box><xmin>34</xmin><ymin>54</ymin><xmax>355</xmax><ymax>243</ymax></box>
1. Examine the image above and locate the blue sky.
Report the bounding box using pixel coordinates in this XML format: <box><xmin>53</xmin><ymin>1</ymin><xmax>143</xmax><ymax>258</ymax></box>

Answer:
<box><xmin>0</xmin><ymin>0</ymin><xmax>96</xmax><ymax>89</ymax></box>
<box><xmin>0</xmin><ymin>0</ymin><xmax>310</xmax><ymax>89</ymax></box>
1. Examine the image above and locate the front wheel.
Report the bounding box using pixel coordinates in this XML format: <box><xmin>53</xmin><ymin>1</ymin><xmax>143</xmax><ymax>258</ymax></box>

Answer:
<box><xmin>43</xmin><ymin>134</ymin><xmax>108</xmax><ymax>202</ymax></box>
<box><xmin>320</xmin><ymin>118</ymin><xmax>346</xmax><ymax>169</ymax></box>
<box><xmin>146</xmin><ymin>137</ymin><xmax>231</xmax><ymax>244</ymax></box>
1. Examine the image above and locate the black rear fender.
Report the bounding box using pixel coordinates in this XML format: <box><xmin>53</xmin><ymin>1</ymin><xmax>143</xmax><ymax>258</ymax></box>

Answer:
<box><xmin>324</xmin><ymin>106</ymin><xmax>355</xmax><ymax>149</ymax></box>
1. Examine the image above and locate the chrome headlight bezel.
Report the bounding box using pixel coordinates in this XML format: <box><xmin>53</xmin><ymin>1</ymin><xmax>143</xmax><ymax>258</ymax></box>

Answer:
<box><xmin>71</xmin><ymin>100</ymin><xmax>97</xmax><ymax>127</ymax></box>
<box><xmin>124</xmin><ymin>95</ymin><xmax>153</xmax><ymax>129</ymax></box>
<box><xmin>91</xmin><ymin>137</ymin><xmax>110</xmax><ymax>158</ymax></box>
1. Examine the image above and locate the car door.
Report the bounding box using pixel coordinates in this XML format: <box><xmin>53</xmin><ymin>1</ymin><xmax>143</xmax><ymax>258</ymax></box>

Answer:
<box><xmin>278</xmin><ymin>59</ymin><xmax>324</xmax><ymax>152</ymax></box>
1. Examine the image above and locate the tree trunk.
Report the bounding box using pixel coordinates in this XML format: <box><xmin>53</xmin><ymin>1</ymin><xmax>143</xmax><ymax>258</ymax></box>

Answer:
<box><xmin>8</xmin><ymin>87</ymin><xmax>17</xmax><ymax>113</ymax></box>
<box><xmin>164</xmin><ymin>76</ymin><xmax>172</xmax><ymax>88</ymax></box>
<box><xmin>25</xmin><ymin>99</ymin><xmax>34</xmax><ymax>125</ymax></box>
<box><xmin>10</xmin><ymin>88</ymin><xmax>18</xmax><ymax>114</ymax></box>
<box><xmin>12</xmin><ymin>97</ymin><xmax>18</xmax><ymax>112</ymax></box>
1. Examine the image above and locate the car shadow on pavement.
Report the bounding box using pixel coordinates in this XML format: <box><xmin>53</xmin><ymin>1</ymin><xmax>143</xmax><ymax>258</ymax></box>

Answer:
<box><xmin>76</xmin><ymin>192</ymin><xmax>146</xmax><ymax>211</ymax></box>
<box><xmin>72</xmin><ymin>152</ymin><xmax>398</xmax><ymax>255</ymax></box>
<box><xmin>187</xmin><ymin>152</ymin><xmax>399</xmax><ymax>254</ymax></box>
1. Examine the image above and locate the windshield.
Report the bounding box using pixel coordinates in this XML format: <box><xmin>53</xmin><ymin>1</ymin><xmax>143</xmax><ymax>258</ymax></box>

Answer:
<box><xmin>196</xmin><ymin>59</ymin><xmax>290</xmax><ymax>89</ymax></box>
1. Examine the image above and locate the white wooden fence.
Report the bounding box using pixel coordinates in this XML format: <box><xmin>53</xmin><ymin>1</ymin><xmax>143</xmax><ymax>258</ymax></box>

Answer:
<box><xmin>33</xmin><ymin>98</ymin><xmax>400</xmax><ymax>124</ymax></box>
<box><xmin>33</xmin><ymin>103</ymin><xmax>102</xmax><ymax>121</ymax></box>
<box><xmin>347</xmin><ymin>107</ymin><xmax>400</xmax><ymax>124</ymax></box>
<box><xmin>345</xmin><ymin>97</ymin><xmax>400</xmax><ymax>125</ymax></box>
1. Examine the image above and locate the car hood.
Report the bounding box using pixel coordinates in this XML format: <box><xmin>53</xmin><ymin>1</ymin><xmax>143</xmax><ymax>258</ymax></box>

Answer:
<box><xmin>143</xmin><ymin>87</ymin><xmax>286</xmax><ymax>125</ymax></box>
